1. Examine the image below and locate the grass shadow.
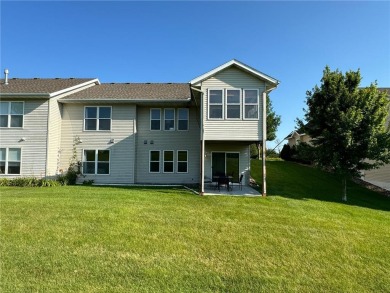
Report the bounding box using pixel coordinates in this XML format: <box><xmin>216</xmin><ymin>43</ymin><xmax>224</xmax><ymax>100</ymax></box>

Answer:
<box><xmin>251</xmin><ymin>160</ymin><xmax>390</xmax><ymax>212</ymax></box>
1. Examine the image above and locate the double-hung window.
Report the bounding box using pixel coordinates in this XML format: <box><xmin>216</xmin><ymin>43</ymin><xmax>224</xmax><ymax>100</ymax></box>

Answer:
<box><xmin>163</xmin><ymin>151</ymin><xmax>174</xmax><ymax>173</ymax></box>
<box><xmin>0</xmin><ymin>102</ymin><xmax>23</xmax><ymax>128</ymax></box>
<box><xmin>84</xmin><ymin>106</ymin><xmax>111</xmax><ymax>131</ymax></box>
<box><xmin>226</xmin><ymin>89</ymin><xmax>241</xmax><ymax>119</ymax></box>
<box><xmin>177</xmin><ymin>108</ymin><xmax>189</xmax><ymax>131</ymax></box>
<box><xmin>150</xmin><ymin>109</ymin><xmax>161</xmax><ymax>130</ymax></box>
<box><xmin>164</xmin><ymin>109</ymin><xmax>175</xmax><ymax>131</ymax></box>
<box><xmin>0</xmin><ymin>148</ymin><xmax>21</xmax><ymax>175</ymax></box>
<box><xmin>177</xmin><ymin>151</ymin><xmax>188</xmax><ymax>173</ymax></box>
<box><xmin>83</xmin><ymin>150</ymin><xmax>110</xmax><ymax>175</ymax></box>
<box><xmin>244</xmin><ymin>89</ymin><xmax>259</xmax><ymax>119</ymax></box>
<box><xmin>149</xmin><ymin>151</ymin><xmax>160</xmax><ymax>173</ymax></box>
<box><xmin>209</xmin><ymin>90</ymin><xmax>223</xmax><ymax>119</ymax></box>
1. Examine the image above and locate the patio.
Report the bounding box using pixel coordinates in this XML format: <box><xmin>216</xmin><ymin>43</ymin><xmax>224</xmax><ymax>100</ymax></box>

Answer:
<box><xmin>203</xmin><ymin>183</ymin><xmax>261</xmax><ymax>197</ymax></box>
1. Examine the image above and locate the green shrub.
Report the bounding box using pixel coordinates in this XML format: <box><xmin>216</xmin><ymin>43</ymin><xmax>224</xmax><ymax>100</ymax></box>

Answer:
<box><xmin>0</xmin><ymin>177</ymin><xmax>61</xmax><ymax>187</ymax></box>
<box><xmin>0</xmin><ymin>178</ymin><xmax>10</xmax><ymax>186</ymax></box>
<box><xmin>40</xmin><ymin>179</ymin><xmax>61</xmax><ymax>187</ymax></box>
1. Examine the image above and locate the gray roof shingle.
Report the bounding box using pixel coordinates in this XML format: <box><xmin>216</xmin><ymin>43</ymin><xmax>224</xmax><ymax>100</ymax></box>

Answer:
<box><xmin>60</xmin><ymin>83</ymin><xmax>191</xmax><ymax>101</ymax></box>
<box><xmin>0</xmin><ymin>78</ymin><xmax>97</xmax><ymax>95</ymax></box>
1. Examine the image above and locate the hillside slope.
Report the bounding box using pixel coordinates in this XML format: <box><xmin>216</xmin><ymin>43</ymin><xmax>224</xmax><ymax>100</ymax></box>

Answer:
<box><xmin>251</xmin><ymin>159</ymin><xmax>390</xmax><ymax>211</ymax></box>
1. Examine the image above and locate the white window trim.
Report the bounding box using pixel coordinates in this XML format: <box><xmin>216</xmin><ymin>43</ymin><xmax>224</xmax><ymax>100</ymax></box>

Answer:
<box><xmin>0</xmin><ymin>147</ymin><xmax>22</xmax><ymax>175</ymax></box>
<box><xmin>83</xmin><ymin>106</ymin><xmax>112</xmax><ymax>132</ymax></box>
<box><xmin>177</xmin><ymin>108</ymin><xmax>189</xmax><ymax>131</ymax></box>
<box><xmin>82</xmin><ymin>149</ymin><xmax>110</xmax><ymax>175</ymax></box>
<box><xmin>149</xmin><ymin>150</ymin><xmax>160</xmax><ymax>173</ymax></box>
<box><xmin>225</xmin><ymin>88</ymin><xmax>242</xmax><ymax>120</ymax></box>
<box><xmin>243</xmin><ymin>89</ymin><xmax>259</xmax><ymax>120</ymax></box>
<box><xmin>150</xmin><ymin>108</ymin><xmax>161</xmax><ymax>131</ymax></box>
<box><xmin>0</xmin><ymin>101</ymin><xmax>24</xmax><ymax>128</ymax></box>
<box><xmin>163</xmin><ymin>150</ymin><xmax>174</xmax><ymax>173</ymax></box>
<box><xmin>177</xmin><ymin>150</ymin><xmax>188</xmax><ymax>173</ymax></box>
<box><xmin>208</xmin><ymin>89</ymin><xmax>224</xmax><ymax>120</ymax></box>
<box><xmin>164</xmin><ymin>108</ymin><xmax>175</xmax><ymax>131</ymax></box>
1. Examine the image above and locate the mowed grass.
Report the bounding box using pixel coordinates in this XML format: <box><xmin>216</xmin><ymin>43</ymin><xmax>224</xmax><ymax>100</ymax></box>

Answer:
<box><xmin>1</xmin><ymin>161</ymin><xmax>389</xmax><ymax>292</ymax></box>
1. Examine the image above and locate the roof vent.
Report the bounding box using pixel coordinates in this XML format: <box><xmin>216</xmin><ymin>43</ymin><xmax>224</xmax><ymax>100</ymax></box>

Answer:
<box><xmin>4</xmin><ymin>69</ymin><xmax>9</xmax><ymax>85</ymax></box>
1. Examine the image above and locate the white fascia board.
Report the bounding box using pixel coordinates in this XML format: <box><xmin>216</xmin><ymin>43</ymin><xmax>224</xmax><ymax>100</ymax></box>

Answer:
<box><xmin>190</xmin><ymin>59</ymin><xmax>279</xmax><ymax>86</ymax></box>
<box><xmin>49</xmin><ymin>78</ymin><xmax>100</xmax><ymax>98</ymax></box>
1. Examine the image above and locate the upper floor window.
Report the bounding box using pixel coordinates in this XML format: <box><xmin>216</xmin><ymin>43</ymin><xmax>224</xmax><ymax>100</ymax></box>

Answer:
<box><xmin>244</xmin><ymin>89</ymin><xmax>259</xmax><ymax>119</ymax></box>
<box><xmin>209</xmin><ymin>90</ymin><xmax>223</xmax><ymax>119</ymax></box>
<box><xmin>0</xmin><ymin>148</ymin><xmax>21</xmax><ymax>175</ymax></box>
<box><xmin>177</xmin><ymin>108</ymin><xmax>189</xmax><ymax>131</ymax></box>
<box><xmin>164</xmin><ymin>109</ymin><xmax>175</xmax><ymax>131</ymax></box>
<box><xmin>84</xmin><ymin>106</ymin><xmax>111</xmax><ymax>131</ymax></box>
<box><xmin>226</xmin><ymin>90</ymin><xmax>241</xmax><ymax>119</ymax></box>
<box><xmin>83</xmin><ymin>149</ymin><xmax>110</xmax><ymax>175</ymax></box>
<box><xmin>150</xmin><ymin>109</ymin><xmax>161</xmax><ymax>130</ymax></box>
<box><xmin>0</xmin><ymin>102</ymin><xmax>23</xmax><ymax>128</ymax></box>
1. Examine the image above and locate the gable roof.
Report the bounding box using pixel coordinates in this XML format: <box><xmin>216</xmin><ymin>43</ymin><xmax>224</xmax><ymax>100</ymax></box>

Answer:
<box><xmin>190</xmin><ymin>59</ymin><xmax>279</xmax><ymax>87</ymax></box>
<box><xmin>0</xmin><ymin>78</ymin><xmax>99</xmax><ymax>98</ymax></box>
<box><xmin>60</xmin><ymin>83</ymin><xmax>191</xmax><ymax>103</ymax></box>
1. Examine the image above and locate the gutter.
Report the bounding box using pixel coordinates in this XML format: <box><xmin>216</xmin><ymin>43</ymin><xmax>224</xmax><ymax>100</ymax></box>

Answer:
<box><xmin>0</xmin><ymin>93</ymin><xmax>50</xmax><ymax>98</ymax></box>
<box><xmin>58</xmin><ymin>98</ymin><xmax>192</xmax><ymax>104</ymax></box>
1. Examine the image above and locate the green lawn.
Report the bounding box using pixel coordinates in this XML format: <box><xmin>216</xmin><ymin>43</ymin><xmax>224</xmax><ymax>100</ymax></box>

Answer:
<box><xmin>1</xmin><ymin>161</ymin><xmax>389</xmax><ymax>292</ymax></box>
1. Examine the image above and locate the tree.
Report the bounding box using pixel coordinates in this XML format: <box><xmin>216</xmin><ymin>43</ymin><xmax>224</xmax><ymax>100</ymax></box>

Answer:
<box><xmin>266</xmin><ymin>94</ymin><xmax>281</xmax><ymax>141</ymax></box>
<box><xmin>252</xmin><ymin>95</ymin><xmax>281</xmax><ymax>159</ymax></box>
<box><xmin>300</xmin><ymin>66</ymin><xmax>390</xmax><ymax>201</ymax></box>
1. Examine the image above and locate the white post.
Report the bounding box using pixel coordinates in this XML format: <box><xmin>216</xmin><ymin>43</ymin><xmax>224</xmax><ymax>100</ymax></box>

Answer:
<box><xmin>262</xmin><ymin>91</ymin><xmax>267</xmax><ymax>196</ymax></box>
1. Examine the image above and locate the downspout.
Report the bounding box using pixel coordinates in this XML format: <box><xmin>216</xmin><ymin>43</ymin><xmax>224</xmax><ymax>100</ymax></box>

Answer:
<box><xmin>191</xmin><ymin>86</ymin><xmax>205</xmax><ymax>195</ymax></box>
<box><xmin>45</xmin><ymin>99</ymin><xmax>51</xmax><ymax>178</ymax></box>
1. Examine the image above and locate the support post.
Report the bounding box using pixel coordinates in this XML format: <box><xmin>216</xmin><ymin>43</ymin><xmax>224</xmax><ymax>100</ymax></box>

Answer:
<box><xmin>262</xmin><ymin>91</ymin><xmax>267</xmax><ymax>197</ymax></box>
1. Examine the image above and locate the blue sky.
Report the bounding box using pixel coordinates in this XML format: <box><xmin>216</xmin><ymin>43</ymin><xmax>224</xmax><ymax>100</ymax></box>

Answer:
<box><xmin>1</xmin><ymin>1</ymin><xmax>389</xmax><ymax>149</ymax></box>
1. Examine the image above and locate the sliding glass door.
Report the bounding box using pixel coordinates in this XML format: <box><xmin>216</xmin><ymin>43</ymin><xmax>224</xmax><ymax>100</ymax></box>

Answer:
<box><xmin>211</xmin><ymin>152</ymin><xmax>239</xmax><ymax>182</ymax></box>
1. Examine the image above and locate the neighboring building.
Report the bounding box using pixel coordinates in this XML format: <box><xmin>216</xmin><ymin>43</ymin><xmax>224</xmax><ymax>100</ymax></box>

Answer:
<box><xmin>0</xmin><ymin>59</ymin><xmax>279</xmax><ymax>193</ymax></box>
<box><xmin>286</xmin><ymin>131</ymin><xmax>312</xmax><ymax>147</ymax></box>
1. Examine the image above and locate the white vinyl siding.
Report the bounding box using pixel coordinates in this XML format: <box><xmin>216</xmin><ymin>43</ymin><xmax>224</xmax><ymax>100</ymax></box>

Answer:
<box><xmin>60</xmin><ymin>103</ymin><xmax>136</xmax><ymax>184</ymax></box>
<box><xmin>0</xmin><ymin>99</ymin><xmax>48</xmax><ymax>178</ymax></box>
<box><xmin>201</xmin><ymin>67</ymin><xmax>266</xmax><ymax>141</ymax></box>
<box><xmin>0</xmin><ymin>101</ymin><xmax>24</xmax><ymax>128</ymax></box>
<box><xmin>136</xmin><ymin>106</ymin><xmax>200</xmax><ymax>184</ymax></box>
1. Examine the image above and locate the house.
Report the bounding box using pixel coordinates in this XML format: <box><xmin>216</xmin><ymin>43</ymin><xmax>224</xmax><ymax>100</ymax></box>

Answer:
<box><xmin>286</xmin><ymin>131</ymin><xmax>312</xmax><ymax>147</ymax></box>
<box><xmin>0</xmin><ymin>59</ymin><xmax>279</xmax><ymax>193</ymax></box>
